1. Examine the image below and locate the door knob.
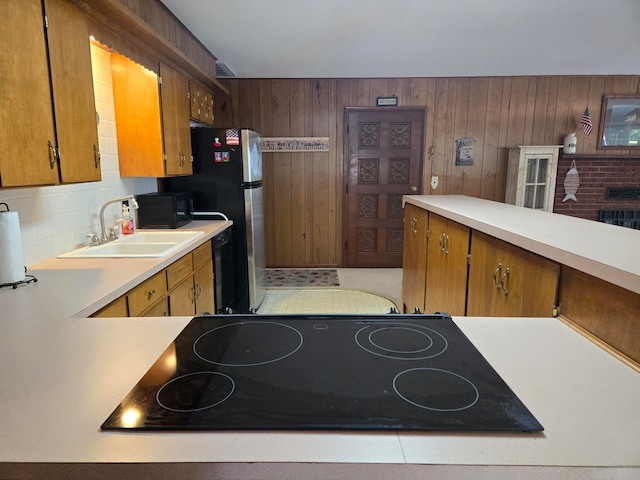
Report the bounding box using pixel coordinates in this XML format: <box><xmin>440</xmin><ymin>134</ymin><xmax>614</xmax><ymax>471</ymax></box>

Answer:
<box><xmin>410</xmin><ymin>186</ymin><xmax>418</xmax><ymax>192</ymax></box>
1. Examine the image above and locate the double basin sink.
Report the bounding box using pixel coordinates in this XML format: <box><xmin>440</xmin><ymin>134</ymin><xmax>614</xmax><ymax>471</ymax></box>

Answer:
<box><xmin>58</xmin><ymin>230</ymin><xmax>205</xmax><ymax>258</ymax></box>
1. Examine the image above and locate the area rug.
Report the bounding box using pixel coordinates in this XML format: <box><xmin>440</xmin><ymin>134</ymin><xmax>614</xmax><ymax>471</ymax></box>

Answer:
<box><xmin>265</xmin><ymin>269</ymin><xmax>340</xmax><ymax>288</ymax></box>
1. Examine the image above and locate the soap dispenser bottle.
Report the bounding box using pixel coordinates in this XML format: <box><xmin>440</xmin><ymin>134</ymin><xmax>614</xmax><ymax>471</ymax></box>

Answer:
<box><xmin>122</xmin><ymin>202</ymin><xmax>134</xmax><ymax>235</ymax></box>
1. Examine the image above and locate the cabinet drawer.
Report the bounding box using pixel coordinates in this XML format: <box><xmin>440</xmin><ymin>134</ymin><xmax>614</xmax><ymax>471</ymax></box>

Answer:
<box><xmin>192</xmin><ymin>241</ymin><xmax>212</xmax><ymax>269</ymax></box>
<box><xmin>128</xmin><ymin>272</ymin><xmax>167</xmax><ymax>317</ymax></box>
<box><xmin>166</xmin><ymin>254</ymin><xmax>193</xmax><ymax>290</ymax></box>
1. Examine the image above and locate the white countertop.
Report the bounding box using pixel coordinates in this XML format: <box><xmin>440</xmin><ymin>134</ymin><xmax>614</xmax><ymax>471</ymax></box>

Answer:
<box><xmin>1</xmin><ymin>218</ymin><xmax>639</xmax><ymax>479</ymax></box>
<box><xmin>403</xmin><ymin>195</ymin><xmax>640</xmax><ymax>294</ymax></box>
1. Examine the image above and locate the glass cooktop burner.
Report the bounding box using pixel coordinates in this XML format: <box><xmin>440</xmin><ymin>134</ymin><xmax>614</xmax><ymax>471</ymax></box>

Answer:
<box><xmin>102</xmin><ymin>314</ymin><xmax>543</xmax><ymax>433</ymax></box>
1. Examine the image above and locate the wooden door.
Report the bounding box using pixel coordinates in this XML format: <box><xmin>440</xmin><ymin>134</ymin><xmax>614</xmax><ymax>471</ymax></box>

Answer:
<box><xmin>346</xmin><ymin>108</ymin><xmax>424</xmax><ymax>267</ymax></box>
<box><xmin>45</xmin><ymin>0</ymin><xmax>101</xmax><ymax>184</ymax></box>
<box><xmin>0</xmin><ymin>0</ymin><xmax>59</xmax><ymax>187</ymax></box>
<box><xmin>160</xmin><ymin>62</ymin><xmax>192</xmax><ymax>176</ymax></box>
<box><xmin>401</xmin><ymin>203</ymin><xmax>428</xmax><ymax>313</ymax></box>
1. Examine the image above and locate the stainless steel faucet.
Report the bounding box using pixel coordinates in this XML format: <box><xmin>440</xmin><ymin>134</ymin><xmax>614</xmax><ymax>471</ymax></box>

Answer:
<box><xmin>97</xmin><ymin>194</ymin><xmax>139</xmax><ymax>244</ymax></box>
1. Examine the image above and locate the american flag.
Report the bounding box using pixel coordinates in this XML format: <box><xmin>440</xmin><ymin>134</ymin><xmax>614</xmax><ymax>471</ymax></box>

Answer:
<box><xmin>225</xmin><ymin>129</ymin><xmax>239</xmax><ymax>145</ymax></box>
<box><xmin>579</xmin><ymin>107</ymin><xmax>593</xmax><ymax>136</ymax></box>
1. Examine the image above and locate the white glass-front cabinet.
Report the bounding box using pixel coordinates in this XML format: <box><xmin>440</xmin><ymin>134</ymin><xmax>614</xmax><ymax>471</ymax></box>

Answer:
<box><xmin>504</xmin><ymin>146</ymin><xmax>561</xmax><ymax>212</ymax></box>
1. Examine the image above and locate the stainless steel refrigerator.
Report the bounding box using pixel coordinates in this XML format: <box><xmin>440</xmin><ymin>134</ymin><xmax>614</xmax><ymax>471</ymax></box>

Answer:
<box><xmin>161</xmin><ymin>128</ymin><xmax>265</xmax><ymax>313</ymax></box>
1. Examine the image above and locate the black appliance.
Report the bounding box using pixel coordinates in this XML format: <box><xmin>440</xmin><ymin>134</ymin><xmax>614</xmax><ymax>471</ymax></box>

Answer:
<box><xmin>212</xmin><ymin>228</ymin><xmax>234</xmax><ymax>313</ymax></box>
<box><xmin>135</xmin><ymin>192</ymin><xmax>193</xmax><ymax>229</ymax></box>
<box><xmin>102</xmin><ymin>314</ymin><xmax>543</xmax><ymax>433</ymax></box>
<box><xmin>160</xmin><ymin>128</ymin><xmax>265</xmax><ymax>313</ymax></box>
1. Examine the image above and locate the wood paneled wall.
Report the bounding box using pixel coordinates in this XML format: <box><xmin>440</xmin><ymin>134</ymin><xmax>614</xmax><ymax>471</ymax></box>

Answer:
<box><xmin>216</xmin><ymin>76</ymin><xmax>640</xmax><ymax>268</ymax></box>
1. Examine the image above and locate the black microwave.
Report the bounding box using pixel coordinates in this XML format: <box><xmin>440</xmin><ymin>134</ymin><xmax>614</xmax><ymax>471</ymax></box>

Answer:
<box><xmin>136</xmin><ymin>192</ymin><xmax>193</xmax><ymax>229</ymax></box>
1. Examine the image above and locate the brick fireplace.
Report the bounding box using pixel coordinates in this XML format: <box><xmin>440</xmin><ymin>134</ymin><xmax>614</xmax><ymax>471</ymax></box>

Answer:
<box><xmin>553</xmin><ymin>155</ymin><xmax>640</xmax><ymax>226</ymax></box>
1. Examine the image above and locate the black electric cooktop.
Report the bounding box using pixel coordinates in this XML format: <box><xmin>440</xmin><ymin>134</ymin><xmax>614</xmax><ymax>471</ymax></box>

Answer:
<box><xmin>101</xmin><ymin>314</ymin><xmax>543</xmax><ymax>432</ymax></box>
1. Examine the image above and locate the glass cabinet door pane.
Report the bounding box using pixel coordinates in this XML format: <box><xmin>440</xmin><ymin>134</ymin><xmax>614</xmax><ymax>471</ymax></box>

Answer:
<box><xmin>526</xmin><ymin>158</ymin><xmax>537</xmax><ymax>183</ymax></box>
<box><xmin>537</xmin><ymin>158</ymin><xmax>548</xmax><ymax>182</ymax></box>
<box><xmin>535</xmin><ymin>185</ymin><xmax>546</xmax><ymax>209</ymax></box>
<box><xmin>524</xmin><ymin>185</ymin><xmax>534</xmax><ymax>208</ymax></box>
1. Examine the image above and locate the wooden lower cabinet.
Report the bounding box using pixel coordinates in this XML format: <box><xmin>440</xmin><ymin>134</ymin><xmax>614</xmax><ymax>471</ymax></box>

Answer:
<box><xmin>424</xmin><ymin>213</ymin><xmax>469</xmax><ymax>316</ymax></box>
<box><xmin>91</xmin><ymin>239</ymin><xmax>215</xmax><ymax>318</ymax></box>
<box><xmin>168</xmin><ymin>276</ymin><xmax>195</xmax><ymax>316</ymax></box>
<box><xmin>194</xmin><ymin>259</ymin><xmax>215</xmax><ymax>314</ymax></box>
<box><xmin>140</xmin><ymin>297</ymin><xmax>169</xmax><ymax>317</ymax></box>
<box><xmin>92</xmin><ymin>296</ymin><xmax>128</xmax><ymax>318</ymax></box>
<box><xmin>402</xmin><ymin>203</ymin><xmax>428</xmax><ymax>313</ymax></box>
<box><xmin>467</xmin><ymin>230</ymin><xmax>559</xmax><ymax>317</ymax></box>
<box><xmin>168</xmin><ymin>242</ymin><xmax>215</xmax><ymax>316</ymax></box>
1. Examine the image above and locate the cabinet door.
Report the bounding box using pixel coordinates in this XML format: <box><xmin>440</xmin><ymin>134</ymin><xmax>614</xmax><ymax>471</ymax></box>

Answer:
<box><xmin>160</xmin><ymin>63</ymin><xmax>192</xmax><ymax>176</ymax></box>
<box><xmin>111</xmin><ymin>53</ymin><xmax>165</xmax><ymax>177</ymax></box>
<box><xmin>0</xmin><ymin>0</ymin><xmax>58</xmax><ymax>187</ymax></box>
<box><xmin>168</xmin><ymin>276</ymin><xmax>196</xmax><ymax>316</ymax></box>
<box><xmin>425</xmin><ymin>214</ymin><xmax>469</xmax><ymax>316</ymax></box>
<box><xmin>92</xmin><ymin>296</ymin><xmax>128</xmax><ymax>317</ymax></box>
<box><xmin>468</xmin><ymin>231</ymin><xmax>559</xmax><ymax>317</ymax></box>
<box><xmin>194</xmin><ymin>259</ymin><xmax>215</xmax><ymax>315</ymax></box>
<box><xmin>203</xmin><ymin>89</ymin><xmax>214</xmax><ymax>125</ymax></box>
<box><xmin>45</xmin><ymin>0</ymin><xmax>101</xmax><ymax>184</ymax></box>
<box><xmin>401</xmin><ymin>204</ymin><xmax>428</xmax><ymax>313</ymax></box>
<box><xmin>140</xmin><ymin>296</ymin><xmax>169</xmax><ymax>317</ymax></box>
<box><xmin>189</xmin><ymin>81</ymin><xmax>202</xmax><ymax>121</ymax></box>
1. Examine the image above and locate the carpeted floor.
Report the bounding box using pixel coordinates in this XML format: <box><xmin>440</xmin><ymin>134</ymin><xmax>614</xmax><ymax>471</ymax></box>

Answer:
<box><xmin>265</xmin><ymin>269</ymin><xmax>340</xmax><ymax>288</ymax></box>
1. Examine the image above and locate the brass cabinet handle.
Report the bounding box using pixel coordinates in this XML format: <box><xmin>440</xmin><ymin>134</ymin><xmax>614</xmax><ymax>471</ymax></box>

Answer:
<box><xmin>410</xmin><ymin>217</ymin><xmax>417</xmax><ymax>234</ymax></box>
<box><xmin>444</xmin><ymin>234</ymin><xmax>449</xmax><ymax>254</ymax></box>
<box><xmin>493</xmin><ymin>263</ymin><xmax>503</xmax><ymax>290</ymax></box>
<box><xmin>93</xmin><ymin>144</ymin><xmax>101</xmax><ymax>169</ymax></box>
<box><xmin>147</xmin><ymin>289</ymin><xmax>156</xmax><ymax>298</ymax></box>
<box><xmin>47</xmin><ymin>141</ymin><xmax>58</xmax><ymax>169</ymax></box>
<box><xmin>501</xmin><ymin>268</ymin><xmax>510</xmax><ymax>296</ymax></box>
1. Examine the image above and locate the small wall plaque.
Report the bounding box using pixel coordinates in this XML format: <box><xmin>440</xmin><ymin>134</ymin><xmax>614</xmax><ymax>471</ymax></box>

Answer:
<box><xmin>376</xmin><ymin>96</ymin><xmax>398</xmax><ymax>107</ymax></box>
<box><xmin>261</xmin><ymin>137</ymin><xmax>329</xmax><ymax>152</ymax></box>
<box><xmin>455</xmin><ymin>137</ymin><xmax>476</xmax><ymax>166</ymax></box>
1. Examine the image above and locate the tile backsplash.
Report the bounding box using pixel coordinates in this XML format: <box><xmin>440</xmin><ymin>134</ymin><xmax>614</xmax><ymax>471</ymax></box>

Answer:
<box><xmin>0</xmin><ymin>44</ymin><xmax>157</xmax><ymax>267</ymax></box>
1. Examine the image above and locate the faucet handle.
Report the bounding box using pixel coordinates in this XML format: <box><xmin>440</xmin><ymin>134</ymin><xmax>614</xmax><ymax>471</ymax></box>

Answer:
<box><xmin>108</xmin><ymin>226</ymin><xmax>119</xmax><ymax>239</ymax></box>
<box><xmin>86</xmin><ymin>232</ymin><xmax>99</xmax><ymax>246</ymax></box>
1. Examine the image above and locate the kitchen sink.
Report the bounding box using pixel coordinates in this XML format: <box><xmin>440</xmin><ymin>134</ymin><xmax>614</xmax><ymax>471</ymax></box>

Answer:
<box><xmin>58</xmin><ymin>230</ymin><xmax>205</xmax><ymax>258</ymax></box>
<box><xmin>115</xmin><ymin>231</ymin><xmax>205</xmax><ymax>244</ymax></box>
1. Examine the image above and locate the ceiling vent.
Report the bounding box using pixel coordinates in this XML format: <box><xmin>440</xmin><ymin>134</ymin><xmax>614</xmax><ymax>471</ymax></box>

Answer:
<box><xmin>216</xmin><ymin>62</ymin><xmax>236</xmax><ymax>78</ymax></box>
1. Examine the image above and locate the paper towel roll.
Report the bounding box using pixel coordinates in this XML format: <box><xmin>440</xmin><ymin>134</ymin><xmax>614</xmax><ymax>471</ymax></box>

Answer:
<box><xmin>0</xmin><ymin>203</ymin><xmax>26</xmax><ymax>284</ymax></box>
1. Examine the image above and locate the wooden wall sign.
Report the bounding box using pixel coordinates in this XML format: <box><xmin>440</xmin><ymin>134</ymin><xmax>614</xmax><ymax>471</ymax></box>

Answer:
<box><xmin>261</xmin><ymin>137</ymin><xmax>330</xmax><ymax>152</ymax></box>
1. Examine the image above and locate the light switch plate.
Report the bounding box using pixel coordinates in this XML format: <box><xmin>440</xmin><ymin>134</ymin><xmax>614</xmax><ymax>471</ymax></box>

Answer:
<box><xmin>431</xmin><ymin>176</ymin><xmax>439</xmax><ymax>189</ymax></box>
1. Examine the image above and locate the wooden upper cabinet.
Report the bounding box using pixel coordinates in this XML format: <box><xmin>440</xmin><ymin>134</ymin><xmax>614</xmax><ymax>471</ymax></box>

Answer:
<box><xmin>160</xmin><ymin>63</ymin><xmax>192</xmax><ymax>176</ymax></box>
<box><xmin>189</xmin><ymin>80</ymin><xmax>214</xmax><ymax>125</ymax></box>
<box><xmin>0</xmin><ymin>0</ymin><xmax>99</xmax><ymax>188</ymax></box>
<box><xmin>112</xmin><ymin>55</ymin><xmax>192</xmax><ymax>177</ymax></box>
<box><xmin>111</xmin><ymin>53</ymin><xmax>164</xmax><ymax>176</ymax></box>
<box><xmin>45</xmin><ymin>0</ymin><xmax>101</xmax><ymax>183</ymax></box>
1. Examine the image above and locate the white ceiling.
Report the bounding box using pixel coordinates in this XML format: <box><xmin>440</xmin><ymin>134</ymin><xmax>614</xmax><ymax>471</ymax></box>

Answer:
<box><xmin>160</xmin><ymin>0</ymin><xmax>640</xmax><ymax>79</ymax></box>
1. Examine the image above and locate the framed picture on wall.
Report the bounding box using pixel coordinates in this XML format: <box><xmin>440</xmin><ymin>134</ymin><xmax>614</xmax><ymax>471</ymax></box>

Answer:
<box><xmin>598</xmin><ymin>95</ymin><xmax>640</xmax><ymax>148</ymax></box>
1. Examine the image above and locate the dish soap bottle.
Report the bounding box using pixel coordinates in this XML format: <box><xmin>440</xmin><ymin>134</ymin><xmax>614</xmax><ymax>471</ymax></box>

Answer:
<box><xmin>122</xmin><ymin>202</ymin><xmax>134</xmax><ymax>235</ymax></box>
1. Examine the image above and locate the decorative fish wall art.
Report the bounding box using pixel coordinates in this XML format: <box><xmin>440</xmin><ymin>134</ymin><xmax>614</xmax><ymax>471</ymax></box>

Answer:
<box><xmin>562</xmin><ymin>160</ymin><xmax>580</xmax><ymax>202</ymax></box>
